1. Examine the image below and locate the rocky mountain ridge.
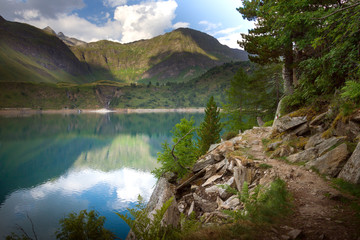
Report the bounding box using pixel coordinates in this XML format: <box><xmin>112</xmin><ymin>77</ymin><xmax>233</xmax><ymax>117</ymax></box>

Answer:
<box><xmin>136</xmin><ymin>108</ymin><xmax>360</xmax><ymax>239</ymax></box>
<box><xmin>70</xmin><ymin>28</ymin><xmax>248</xmax><ymax>83</ymax></box>
<box><xmin>42</xmin><ymin>26</ymin><xmax>86</xmax><ymax>46</ymax></box>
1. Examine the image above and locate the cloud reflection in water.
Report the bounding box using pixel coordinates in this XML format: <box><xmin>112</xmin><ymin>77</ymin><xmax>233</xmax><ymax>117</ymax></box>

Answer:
<box><xmin>0</xmin><ymin>167</ymin><xmax>156</xmax><ymax>239</ymax></box>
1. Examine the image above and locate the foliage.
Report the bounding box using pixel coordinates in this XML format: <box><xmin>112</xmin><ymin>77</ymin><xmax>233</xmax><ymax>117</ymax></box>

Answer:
<box><xmin>238</xmin><ymin>0</ymin><xmax>360</xmax><ymax>113</ymax></box>
<box><xmin>196</xmin><ymin>96</ymin><xmax>222</xmax><ymax>156</ymax></box>
<box><xmin>331</xmin><ymin>178</ymin><xmax>360</xmax><ymax>198</ymax></box>
<box><xmin>221</xmin><ymin>131</ymin><xmax>238</xmax><ymax>141</ymax></box>
<box><xmin>116</xmin><ymin>195</ymin><xmax>178</xmax><ymax>240</ymax></box>
<box><xmin>222</xmin><ymin>64</ymin><xmax>282</xmax><ymax>132</ymax></box>
<box><xmin>222</xmin><ymin>178</ymin><xmax>292</xmax><ymax>224</ymax></box>
<box><xmin>341</xmin><ymin>81</ymin><xmax>360</xmax><ymax>104</ymax></box>
<box><xmin>55</xmin><ymin>210</ymin><xmax>116</xmax><ymax>240</ymax></box>
<box><xmin>152</xmin><ymin>117</ymin><xmax>198</xmax><ymax>179</ymax></box>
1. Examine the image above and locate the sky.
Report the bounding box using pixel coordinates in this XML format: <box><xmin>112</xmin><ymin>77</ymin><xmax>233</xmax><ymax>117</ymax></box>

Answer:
<box><xmin>0</xmin><ymin>0</ymin><xmax>255</xmax><ymax>49</ymax></box>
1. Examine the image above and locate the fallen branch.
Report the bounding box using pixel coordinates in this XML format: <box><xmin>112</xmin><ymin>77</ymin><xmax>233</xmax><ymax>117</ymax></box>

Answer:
<box><xmin>171</xmin><ymin>128</ymin><xmax>196</xmax><ymax>171</ymax></box>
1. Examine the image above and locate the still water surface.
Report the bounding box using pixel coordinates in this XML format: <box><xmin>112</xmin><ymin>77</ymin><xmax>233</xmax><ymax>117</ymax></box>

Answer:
<box><xmin>0</xmin><ymin>112</ymin><xmax>203</xmax><ymax>239</ymax></box>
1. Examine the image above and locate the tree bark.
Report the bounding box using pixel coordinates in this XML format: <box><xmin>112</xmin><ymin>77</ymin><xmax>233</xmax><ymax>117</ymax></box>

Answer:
<box><xmin>283</xmin><ymin>42</ymin><xmax>294</xmax><ymax>95</ymax></box>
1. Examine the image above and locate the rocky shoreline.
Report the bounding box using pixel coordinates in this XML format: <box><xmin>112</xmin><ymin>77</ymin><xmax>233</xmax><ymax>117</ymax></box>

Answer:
<box><xmin>133</xmin><ymin>108</ymin><xmax>360</xmax><ymax>240</ymax></box>
<box><xmin>0</xmin><ymin>108</ymin><xmax>205</xmax><ymax>117</ymax></box>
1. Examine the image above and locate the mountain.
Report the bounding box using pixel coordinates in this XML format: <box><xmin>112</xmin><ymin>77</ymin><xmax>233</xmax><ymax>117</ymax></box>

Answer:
<box><xmin>71</xmin><ymin>28</ymin><xmax>248</xmax><ymax>83</ymax></box>
<box><xmin>42</xmin><ymin>26</ymin><xmax>87</xmax><ymax>46</ymax></box>
<box><xmin>0</xmin><ymin>17</ymin><xmax>92</xmax><ymax>83</ymax></box>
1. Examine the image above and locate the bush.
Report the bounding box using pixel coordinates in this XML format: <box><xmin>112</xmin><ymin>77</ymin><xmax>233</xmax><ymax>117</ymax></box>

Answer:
<box><xmin>56</xmin><ymin>210</ymin><xmax>116</xmax><ymax>240</ymax></box>
<box><xmin>222</xmin><ymin>131</ymin><xmax>238</xmax><ymax>140</ymax></box>
<box><xmin>152</xmin><ymin>118</ymin><xmax>198</xmax><ymax>179</ymax></box>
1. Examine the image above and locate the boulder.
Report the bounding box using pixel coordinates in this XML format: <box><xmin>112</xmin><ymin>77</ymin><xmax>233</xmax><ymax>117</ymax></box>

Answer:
<box><xmin>290</xmin><ymin>123</ymin><xmax>310</xmax><ymax>136</ymax></box>
<box><xmin>146</xmin><ymin>178</ymin><xmax>180</xmax><ymax>227</ymax></box>
<box><xmin>310</xmin><ymin>111</ymin><xmax>328</xmax><ymax>127</ymax></box>
<box><xmin>334</xmin><ymin>120</ymin><xmax>360</xmax><ymax>141</ymax></box>
<box><xmin>270</xmin><ymin>145</ymin><xmax>295</xmax><ymax>158</ymax></box>
<box><xmin>317</xmin><ymin>136</ymin><xmax>347</xmax><ymax>156</ymax></box>
<box><xmin>266</xmin><ymin>140</ymin><xmax>283</xmax><ymax>151</ymax></box>
<box><xmin>306</xmin><ymin>143</ymin><xmax>349</xmax><ymax>177</ymax></box>
<box><xmin>287</xmin><ymin>147</ymin><xmax>318</xmax><ymax>163</ymax></box>
<box><xmin>338</xmin><ymin>142</ymin><xmax>360</xmax><ymax>184</ymax></box>
<box><xmin>273</xmin><ymin>116</ymin><xmax>307</xmax><ymax>133</ymax></box>
<box><xmin>202</xmin><ymin>174</ymin><xmax>223</xmax><ymax>187</ymax></box>
<box><xmin>217</xmin><ymin>141</ymin><xmax>235</xmax><ymax>155</ymax></box>
<box><xmin>193</xmin><ymin>192</ymin><xmax>217</xmax><ymax>212</ymax></box>
<box><xmin>305</xmin><ymin>133</ymin><xmax>323</xmax><ymax>150</ymax></box>
<box><xmin>193</xmin><ymin>154</ymin><xmax>215</xmax><ymax>172</ymax></box>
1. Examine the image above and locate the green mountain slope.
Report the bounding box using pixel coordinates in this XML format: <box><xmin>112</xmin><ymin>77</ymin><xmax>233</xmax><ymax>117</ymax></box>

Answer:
<box><xmin>71</xmin><ymin>28</ymin><xmax>248</xmax><ymax>83</ymax></box>
<box><xmin>0</xmin><ymin>17</ymin><xmax>92</xmax><ymax>84</ymax></box>
<box><xmin>0</xmin><ymin>62</ymin><xmax>252</xmax><ymax>109</ymax></box>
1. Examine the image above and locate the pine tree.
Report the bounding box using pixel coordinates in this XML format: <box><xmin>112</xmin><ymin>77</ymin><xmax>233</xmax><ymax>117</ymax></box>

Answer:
<box><xmin>197</xmin><ymin>96</ymin><xmax>222</xmax><ymax>156</ymax></box>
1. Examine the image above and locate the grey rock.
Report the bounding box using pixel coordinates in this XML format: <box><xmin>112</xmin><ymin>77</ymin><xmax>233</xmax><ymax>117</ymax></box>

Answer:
<box><xmin>287</xmin><ymin>147</ymin><xmax>318</xmax><ymax>163</ymax></box>
<box><xmin>208</xmin><ymin>143</ymin><xmax>221</xmax><ymax>152</ymax></box>
<box><xmin>317</xmin><ymin>136</ymin><xmax>347</xmax><ymax>156</ymax></box>
<box><xmin>273</xmin><ymin>116</ymin><xmax>307</xmax><ymax>133</ymax></box>
<box><xmin>287</xmin><ymin>229</ymin><xmax>302</xmax><ymax>240</ymax></box>
<box><xmin>193</xmin><ymin>154</ymin><xmax>215</xmax><ymax>172</ymax></box>
<box><xmin>202</xmin><ymin>174</ymin><xmax>223</xmax><ymax>187</ymax></box>
<box><xmin>193</xmin><ymin>193</ymin><xmax>217</xmax><ymax>212</ymax></box>
<box><xmin>305</xmin><ymin>133</ymin><xmax>323</xmax><ymax>150</ymax></box>
<box><xmin>188</xmin><ymin>201</ymin><xmax>195</xmax><ymax>216</ymax></box>
<box><xmin>306</xmin><ymin>143</ymin><xmax>349</xmax><ymax>177</ymax></box>
<box><xmin>139</xmin><ymin>177</ymin><xmax>180</xmax><ymax>238</ymax></box>
<box><xmin>290</xmin><ymin>123</ymin><xmax>310</xmax><ymax>136</ymax></box>
<box><xmin>338</xmin><ymin>142</ymin><xmax>360</xmax><ymax>184</ymax></box>
<box><xmin>267</xmin><ymin>141</ymin><xmax>283</xmax><ymax>151</ymax></box>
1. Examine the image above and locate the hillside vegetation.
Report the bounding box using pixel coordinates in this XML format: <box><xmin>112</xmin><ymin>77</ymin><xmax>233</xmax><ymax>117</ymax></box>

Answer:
<box><xmin>0</xmin><ymin>62</ymin><xmax>251</xmax><ymax>109</ymax></box>
<box><xmin>71</xmin><ymin>28</ymin><xmax>248</xmax><ymax>83</ymax></box>
<box><xmin>0</xmin><ymin>16</ymin><xmax>92</xmax><ymax>84</ymax></box>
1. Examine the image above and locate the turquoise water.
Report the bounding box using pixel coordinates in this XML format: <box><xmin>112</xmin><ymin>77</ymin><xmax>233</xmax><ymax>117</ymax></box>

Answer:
<box><xmin>0</xmin><ymin>112</ymin><xmax>203</xmax><ymax>239</ymax></box>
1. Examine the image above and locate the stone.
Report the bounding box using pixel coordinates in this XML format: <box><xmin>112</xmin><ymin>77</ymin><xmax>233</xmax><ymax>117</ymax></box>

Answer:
<box><xmin>231</xmin><ymin>136</ymin><xmax>243</xmax><ymax>145</ymax></box>
<box><xmin>203</xmin><ymin>165</ymin><xmax>217</xmax><ymax>180</ymax></box>
<box><xmin>310</xmin><ymin>111</ymin><xmax>328</xmax><ymax>126</ymax></box>
<box><xmin>217</xmin><ymin>141</ymin><xmax>234</xmax><ymax>155</ymax></box>
<box><xmin>266</xmin><ymin>141</ymin><xmax>283</xmax><ymax>151</ymax></box>
<box><xmin>305</xmin><ymin>133</ymin><xmax>323</xmax><ymax>150</ymax></box>
<box><xmin>208</xmin><ymin>143</ymin><xmax>221</xmax><ymax>152</ymax></box>
<box><xmin>335</xmin><ymin>120</ymin><xmax>360</xmax><ymax>141</ymax></box>
<box><xmin>290</xmin><ymin>123</ymin><xmax>310</xmax><ymax>136</ymax></box>
<box><xmin>287</xmin><ymin>147</ymin><xmax>318</xmax><ymax>163</ymax></box>
<box><xmin>273</xmin><ymin>115</ymin><xmax>307</xmax><ymax>133</ymax></box>
<box><xmin>188</xmin><ymin>201</ymin><xmax>195</xmax><ymax>216</ymax></box>
<box><xmin>202</xmin><ymin>174</ymin><xmax>223</xmax><ymax>187</ymax></box>
<box><xmin>193</xmin><ymin>154</ymin><xmax>215</xmax><ymax>172</ymax></box>
<box><xmin>287</xmin><ymin>229</ymin><xmax>302</xmax><ymax>240</ymax></box>
<box><xmin>338</xmin><ymin>142</ymin><xmax>360</xmax><ymax>184</ymax></box>
<box><xmin>233</xmin><ymin>166</ymin><xmax>247</xmax><ymax>191</ymax></box>
<box><xmin>270</xmin><ymin>145</ymin><xmax>295</xmax><ymax>158</ymax></box>
<box><xmin>306</xmin><ymin>143</ymin><xmax>349</xmax><ymax>177</ymax></box>
<box><xmin>146</xmin><ymin>177</ymin><xmax>180</xmax><ymax>227</ymax></box>
<box><xmin>317</xmin><ymin>136</ymin><xmax>347</xmax><ymax>156</ymax></box>
<box><xmin>223</xmin><ymin>195</ymin><xmax>240</xmax><ymax>209</ymax></box>
<box><xmin>193</xmin><ymin>192</ymin><xmax>217</xmax><ymax>212</ymax></box>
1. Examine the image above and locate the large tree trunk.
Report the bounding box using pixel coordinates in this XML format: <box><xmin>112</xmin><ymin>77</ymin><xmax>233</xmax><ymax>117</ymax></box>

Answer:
<box><xmin>283</xmin><ymin>43</ymin><xmax>294</xmax><ymax>95</ymax></box>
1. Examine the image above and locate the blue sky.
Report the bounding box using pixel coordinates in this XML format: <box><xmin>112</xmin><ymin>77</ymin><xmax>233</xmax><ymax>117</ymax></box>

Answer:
<box><xmin>0</xmin><ymin>0</ymin><xmax>254</xmax><ymax>49</ymax></box>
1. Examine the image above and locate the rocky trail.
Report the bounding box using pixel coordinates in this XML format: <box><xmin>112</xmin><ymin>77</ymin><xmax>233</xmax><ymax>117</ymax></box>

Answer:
<box><xmin>242</xmin><ymin>127</ymin><xmax>360</xmax><ymax>240</ymax></box>
<box><xmin>139</xmin><ymin>110</ymin><xmax>360</xmax><ymax>240</ymax></box>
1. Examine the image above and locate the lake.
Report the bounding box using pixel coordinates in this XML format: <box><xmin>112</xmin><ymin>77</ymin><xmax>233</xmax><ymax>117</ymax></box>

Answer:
<box><xmin>0</xmin><ymin>112</ymin><xmax>203</xmax><ymax>239</ymax></box>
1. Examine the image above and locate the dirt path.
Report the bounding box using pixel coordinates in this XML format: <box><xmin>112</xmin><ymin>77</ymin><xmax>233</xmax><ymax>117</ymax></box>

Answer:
<box><xmin>242</xmin><ymin>127</ymin><xmax>360</xmax><ymax>240</ymax></box>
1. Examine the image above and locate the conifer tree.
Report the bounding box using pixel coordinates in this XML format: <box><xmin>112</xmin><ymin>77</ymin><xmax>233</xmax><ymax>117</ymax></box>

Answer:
<box><xmin>197</xmin><ymin>96</ymin><xmax>222</xmax><ymax>156</ymax></box>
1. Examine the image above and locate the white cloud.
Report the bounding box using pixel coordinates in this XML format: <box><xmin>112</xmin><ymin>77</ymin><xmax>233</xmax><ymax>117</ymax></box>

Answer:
<box><xmin>114</xmin><ymin>0</ymin><xmax>178</xmax><ymax>42</ymax></box>
<box><xmin>0</xmin><ymin>0</ymin><xmax>85</xmax><ymax>20</ymax></box>
<box><xmin>217</xmin><ymin>32</ymin><xmax>242</xmax><ymax>49</ymax></box>
<box><xmin>173</xmin><ymin>21</ymin><xmax>190</xmax><ymax>29</ymax></box>
<box><xmin>103</xmin><ymin>0</ymin><xmax>127</xmax><ymax>8</ymax></box>
<box><xmin>199</xmin><ymin>20</ymin><xmax>222</xmax><ymax>31</ymax></box>
<box><xmin>14</xmin><ymin>9</ymin><xmax>40</xmax><ymax>20</ymax></box>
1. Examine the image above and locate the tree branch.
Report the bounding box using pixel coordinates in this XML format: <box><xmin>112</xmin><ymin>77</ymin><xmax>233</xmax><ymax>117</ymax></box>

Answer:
<box><xmin>171</xmin><ymin>128</ymin><xmax>196</xmax><ymax>171</ymax></box>
<box><xmin>317</xmin><ymin>2</ymin><xmax>360</xmax><ymax>20</ymax></box>
<box><xmin>27</xmin><ymin>213</ymin><xmax>38</xmax><ymax>240</ymax></box>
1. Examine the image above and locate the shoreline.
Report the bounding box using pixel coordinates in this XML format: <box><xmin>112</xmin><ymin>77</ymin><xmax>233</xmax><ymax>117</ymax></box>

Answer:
<box><xmin>0</xmin><ymin>108</ymin><xmax>205</xmax><ymax>117</ymax></box>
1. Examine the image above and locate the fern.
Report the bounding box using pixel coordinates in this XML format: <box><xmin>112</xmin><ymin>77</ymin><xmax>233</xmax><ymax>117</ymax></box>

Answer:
<box><xmin>116</xmin><ymin>195</ymin><xmax>176</xmax><ymax>240</ymax></box>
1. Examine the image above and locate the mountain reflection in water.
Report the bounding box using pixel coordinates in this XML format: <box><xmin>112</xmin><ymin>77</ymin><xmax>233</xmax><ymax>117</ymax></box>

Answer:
<box><xmin>0</xmin><ymin>112</ymin><xmax>203</xmax><ymax>239</ymax></box>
